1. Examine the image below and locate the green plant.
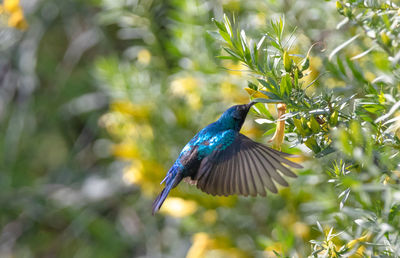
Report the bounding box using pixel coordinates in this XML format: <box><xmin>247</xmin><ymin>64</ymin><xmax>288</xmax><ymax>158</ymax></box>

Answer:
<box><xmin>213</xmin><ymin>3</ymin><xmax>400</xmax><ymax>254</ymax></box>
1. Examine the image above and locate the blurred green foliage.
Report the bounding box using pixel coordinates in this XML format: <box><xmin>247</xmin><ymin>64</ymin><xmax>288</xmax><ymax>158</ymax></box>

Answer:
<box><xmin>1</xmin><ymin>0</ymin><xmax>400</xmax><ymax>257</ymax></box>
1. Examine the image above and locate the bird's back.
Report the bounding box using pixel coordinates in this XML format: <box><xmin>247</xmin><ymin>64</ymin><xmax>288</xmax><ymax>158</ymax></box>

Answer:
<box><xmin>180</xmin><ymin>121</ymin><xmax>236</xmax><ymax>161</ymax></box>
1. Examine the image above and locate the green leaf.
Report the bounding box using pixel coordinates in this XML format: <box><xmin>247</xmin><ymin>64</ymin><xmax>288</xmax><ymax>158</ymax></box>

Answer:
<box><xmin>207</xmin><ymin>31</ymin><xmax>224</xmax><ymax>41</ymax></box>
<box><xmin>259</xmin><ymin>90</ymin><xmax>280</xmax><ymax>99</ymax></box>
<box><xmin>223</xmin><ymin>13</ymin><xmax>233</xmax><ymax>37</ymax></box>
<box><xmin>253</xmin><ymin>102</ymin><xmax>274</xmax><ymax>119</ymax></box>
<box><xmin>346</xmin><ymin>57</ymin><xmax>366</xmax><ymax>83</ymax></box>
<box><xmin>250</xmin><ymin>40</ymin><xmax>257</xmax><ymax>66</ymax></box>
<box><xmin>280</xmin><ymin>74</ymin><xmax>288</xmax><ymax>96</ymax></box>
<box><xmin>223</xmin><ymin>47</ymin><xmax>242</xmax><ymax>60</ymax></box>
<box><xmin>252</xmin><ymin>98</ymin><xmax>283</xmax><ymax>103</ymax></box>
<box><xmin>257</xmin><ymin>35</ymin><xmax>266</xmax><ymax>50</ymax></box>
<box><xmin>350</xmin><ymin>46</ymin><xmax>376</xmax><ymax>60</ymax></box>
<box><xmin>315</xmin><ymin>145</ymin><xmax>336</xmax><ymax>158</ymax></box>
<box><xmin>257</xmin><ymin>79</ymin><xmax>274</xmax><ymax>91</ymax></box>
<box><xmin>213</xmin><ymin>18</ymin><xmax>227</xmax><ymax>33</ymax></box>
<box><xmin>220</xmin><ymin>30</ymin><xmax>232</xmax><ymax>44</ymax></box>
<box><xmin>248</xmin><ymin>81</ymin><xmax>258</xmax><ymax>90</ymax></box>
<box><xmin>336</xmin><ymin>55</ymin><xmax>347</xmax><ymax>76</ymax></box>
<box><xmin>267</xmin><ymin>77</ymin><xmax>278</xmax><ymax>89</ymax></box>
<box><xmin>240</xmin><ymin>30</ymin><xmax>251</xmax><ymax>63</ymax></box>
<box><xmin>216</xmin><ymin>55</ymin><xmax>237</xmax><ymax>60</ymax></box>
<box><xmin>263</xmin><ymin>126</ymin><xmax>277</xmax><ymax>136</ymax></box>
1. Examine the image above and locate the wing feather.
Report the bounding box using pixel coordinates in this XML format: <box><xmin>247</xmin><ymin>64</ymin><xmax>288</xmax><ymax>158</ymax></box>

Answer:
<box><xmin>248</xmin><ymin>148</ymin><xmax>268</xmax><ymax>196</ymax></box>
<box><xmin>242</xmin><ymin>148</ymin><xmax>266</xmax><ymax>196</ymax></box>
<box><xmin>195</xmin><ymin>133</ymin><xmax>302</xmax><ymax>197</ymax></box>
<box><xmin>252</xmin><ymin>148</ymin><xmax>289</xmax><ymax>187</ymax></box>
<box><xmin>237</xmin><ymin>150</ymin><xmax>249</xmax><ymax>196</ymax></box>
<box><xmin>247</xmin><ymin>148</ymin><xmax>276</xmax><ymax>194</ymax></box>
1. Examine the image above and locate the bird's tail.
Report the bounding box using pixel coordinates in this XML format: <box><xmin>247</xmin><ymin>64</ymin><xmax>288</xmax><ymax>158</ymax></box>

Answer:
<box><xmin>152</xmin><ymin>183</ymin><xmax>173</xmax><ymax>215</ymax></box>
<box><xmin>152</xmin><ymin>167</ymin><xmax>183</xmax><ymax>215</ymax></box>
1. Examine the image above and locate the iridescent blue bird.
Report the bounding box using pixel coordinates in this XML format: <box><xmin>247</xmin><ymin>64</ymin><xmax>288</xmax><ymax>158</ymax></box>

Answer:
<box><xmin>152</xmin><ymin>102</ymin><xmax>302</xmax><ymax>214</ymax></box>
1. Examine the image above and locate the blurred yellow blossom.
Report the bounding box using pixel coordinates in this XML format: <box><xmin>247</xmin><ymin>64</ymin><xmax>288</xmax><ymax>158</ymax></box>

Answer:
<box><xmin>254</xmin><ymin>13</ymin><xmax>266</xmax><ymax>27</ymax></box>
<box><xmin>123</xmin><ymin>159</ymin><xmax>166</xmax><ymax>195</ymax></box>
<box><xmin>100</xmin><ymin>111</ymin><xmax>153</xmax><ymax>140</ymax></box>
<box><xmin>112</xmin><ymin>140</ymin><xmax>140</xmax><ymax>159</ymax></box>
<box><xmin>187</xmin><ymin>233</ymin><xmax>213</xmax><ymax>258</ymax></box>
<box><xmin>277</xmin><ymin>211</ymin><xmax>297</xmax><ymax>225</ymax></box>
<box><xmin>264</xmin><ymin>242</ymin><xmax>283</xmax><ymax>257</ymax></box>
<box><xmin>110</xmin><ymin>100</ymin><xmax>151</xmax><ymax>121</ymax></box>
<box><xmin>325</xmin><ymin>77</ymin><xmax>346</xmax><ymax>88</ymax></box>
<box><xmin>137</xmin><ymin>49</ymin><xmax>151</xmax><ymax>65</ymax></box>
<box><xmin>364</xmin><ymin>71</ymin><xmax>376</xmax><ymax>82</ymax></box>
<box><xmin>300</xmin><ymin>56</ymin><xmax>322</xmax><ymax>92</ymax></box>
<box><xmin>1</xmin><ymin>0</ymin><xmax>28</xmax><ymax>30</ymax></box>
<box><xmin>3</xmin><ymin>0</ymin><xmax>19</xmax><ymax>13</ymax></box>
<box><xmin>171</xmin><ymin>76</ymin><xmax>198</xmax><ymax>96</ymax></box>
<box><xmin>223</xmin><ymin>60</ymin><xmax>247</xmax><ymax>76</ymax></box>
<box><xmin>187</xmin><ymin>233</ymin><xmax>247</xmax><ymax>258</ymax></box>
<box><xmin>220</xmin><ymin>81</ymin><xmax>248</xmax><ymax>104</ymax></box>
<box><xmin>346</xmin><ymin>233</ymin><xmax>372</xmax><ymax>257</ymax></box>
<box><xmin>292</xmin><ymin>222</ymin><xmax>310</xmax><ymax>239</ymax></box>
<box><xmin>244</xmin><ymin>87</ymin><xmax>269</xmax><ymax>99</ymax></box>
<box><xmin>160</xmin><ymin>197</ymin><xmax>197</xmax><ymax>217</ymax></box>
<box><xmin>202</xmin><ymin>209</ymin><xmax>217</xmax><ymax>225</ymax></box>
<box><xmin>123</xmin><ymin>161</ymin><xmax>144</xmax><ymax>184</ymax></box>
<box><xmin>170</xmin><ymin>76</ymin><xmax>202</xmax><ymax>110</ymax></box>
<box><xmin>186</xmin><ymin>94</ymin><xmax>202</xmax><ymax>110</ymax></box>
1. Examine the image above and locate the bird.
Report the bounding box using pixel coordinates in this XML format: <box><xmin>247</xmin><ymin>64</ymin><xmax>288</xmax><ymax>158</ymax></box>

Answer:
<box><xmin>152</xmin><ymin>102</ymin><xmax>302</xmax><ymax>215</ymax></box>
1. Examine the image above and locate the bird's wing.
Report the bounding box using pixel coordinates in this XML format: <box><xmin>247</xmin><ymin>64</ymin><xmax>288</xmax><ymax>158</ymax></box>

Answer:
<box><xmin>194</xmin><ymin>133</ymin><xmax>302</xmax><ymax>197</ymax></box>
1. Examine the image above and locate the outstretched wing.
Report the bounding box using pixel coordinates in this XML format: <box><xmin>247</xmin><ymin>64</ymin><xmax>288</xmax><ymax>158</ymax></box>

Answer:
<box><xmin>194</xmin><ymin>133</ymin><xmax>302</xmax><ymax>197</ymax></box>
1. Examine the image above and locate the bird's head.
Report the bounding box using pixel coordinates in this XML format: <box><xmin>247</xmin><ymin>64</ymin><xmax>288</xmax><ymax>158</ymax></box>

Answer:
<box><xmin>218</xmin><ymin>102</ymin><xmax>255</xmax><ymax>131</ymax></box>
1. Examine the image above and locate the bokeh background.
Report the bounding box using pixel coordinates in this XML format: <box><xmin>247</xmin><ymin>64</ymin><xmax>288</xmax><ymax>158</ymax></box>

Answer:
<box><xmin>1</xmin><ymin>0</ymin><xmax>399</xmax><ymax>257</ymax></box>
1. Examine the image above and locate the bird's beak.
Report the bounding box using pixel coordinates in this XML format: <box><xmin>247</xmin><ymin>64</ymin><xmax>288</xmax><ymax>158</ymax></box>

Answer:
<box><xmin>247</xmin><ymin>101</ymin><xmax>256</xmax><ymax>109</ymax></box>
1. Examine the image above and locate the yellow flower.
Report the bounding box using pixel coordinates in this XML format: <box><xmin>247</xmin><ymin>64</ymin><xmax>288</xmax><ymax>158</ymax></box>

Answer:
<box><xmin>2</xmin><ymin>0</ymin><xmax>28</xmax><ymax>30</ymax></box>
<box><xmin>269</xmin><ymin>103</ymin><xmax>286</xmax><ymax>150</ymax></box>
<box><xmin>160</xmin><ymin>197</ymin><xmax>197</xmax><ymax>218</ymax></box>
<box><xmin>346</xmin><ymin>233</ymin><xmax>372</xmax><ymax>257</ymax></box>
<box><xmin>187</xmin><ymin>233</ymin><xmax>247</xmax><ymax>258</ymax></box>
<box><xmin>292</xmin><ymin>222</ymin><xmax>310</xmax><ymax>239</ymax></box>
<box><xmin>3</xmin><ymin>0</ymin><xmax>19</xmax><ymax>13</ymax></box>
<box><xmin>324</xmin><ymin>78</ymin><xmax>346</xmax><ymax>89</ymax></box>
<box><xmin>123</xmin><ymin>161</ymin><xmax>144</xmax><ymax>184</ymax></box>
<box><xmin>220</xmin><ymin>81</ymin><xmax>248</xmax><ymax>103</ymax></box>
<box><xmin>171</xmin><ymin>76</ymin><xmax>199</xmax><ymax>96</ymax></box>
<box><xmin>187</xmin><ymin>233</ymin><xmax>212</xmax><ymax>258</ymax></box>
<box><xmin>170</xmin><ymin>76</ymin><xmax>202</xmax><ymax>110</ymax></box>
<box><xmin>365</xmin><ymin>72</ymin><xmax>376</xmax><ymax>83</ymax></box>
<box><xmin>202</xmin><ymin>210</ymin><xmax>218</xmax><ymax>225</ymax></box>
<box><xmin>244</xmin><ymin>87</ymin><xmax>269</xmax><ymax>99</ymax></box>
<box><xmin>300</xmin><ymin>56</ymin><xmax>322</xmax><ymax>91</ymax></box>
<box><xmin>8</xmin><ymin>9</ymin><xmax>28</xmax><ymax>30</ymax></box>
<box><xmin>110</xmin><ymin>100</ymin><xmax>150</xmax><ymax>121</ymax></box>
<box><xmin>137</xmin><ymin>49</ymin><xmax>151</xmax><ymax>65</ymax></box>
<box><xmin>264</xmin><ymin>242</ymin><xmax>283</xmax><ymax>257</ymax></box>
<box><xmin>187</xmin><ymin>94</ymin><xmax>201</xmax><ymax>110</ymax></box>
<box><xmin>223</xmin><ymin>60</ymin><xmax>246</xmax><ymax>76</ymax></box>
<box><xmin>112</xmin><ymin>140</ymin><xmax>139</xmax><ymax>159</ymax></box>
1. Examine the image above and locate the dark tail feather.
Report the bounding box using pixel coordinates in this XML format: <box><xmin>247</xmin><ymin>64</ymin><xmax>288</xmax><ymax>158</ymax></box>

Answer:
<box><xmin>152</xmin><ymin>183</ymin><xmax>173</xmax><ymax>215</ymax></box>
